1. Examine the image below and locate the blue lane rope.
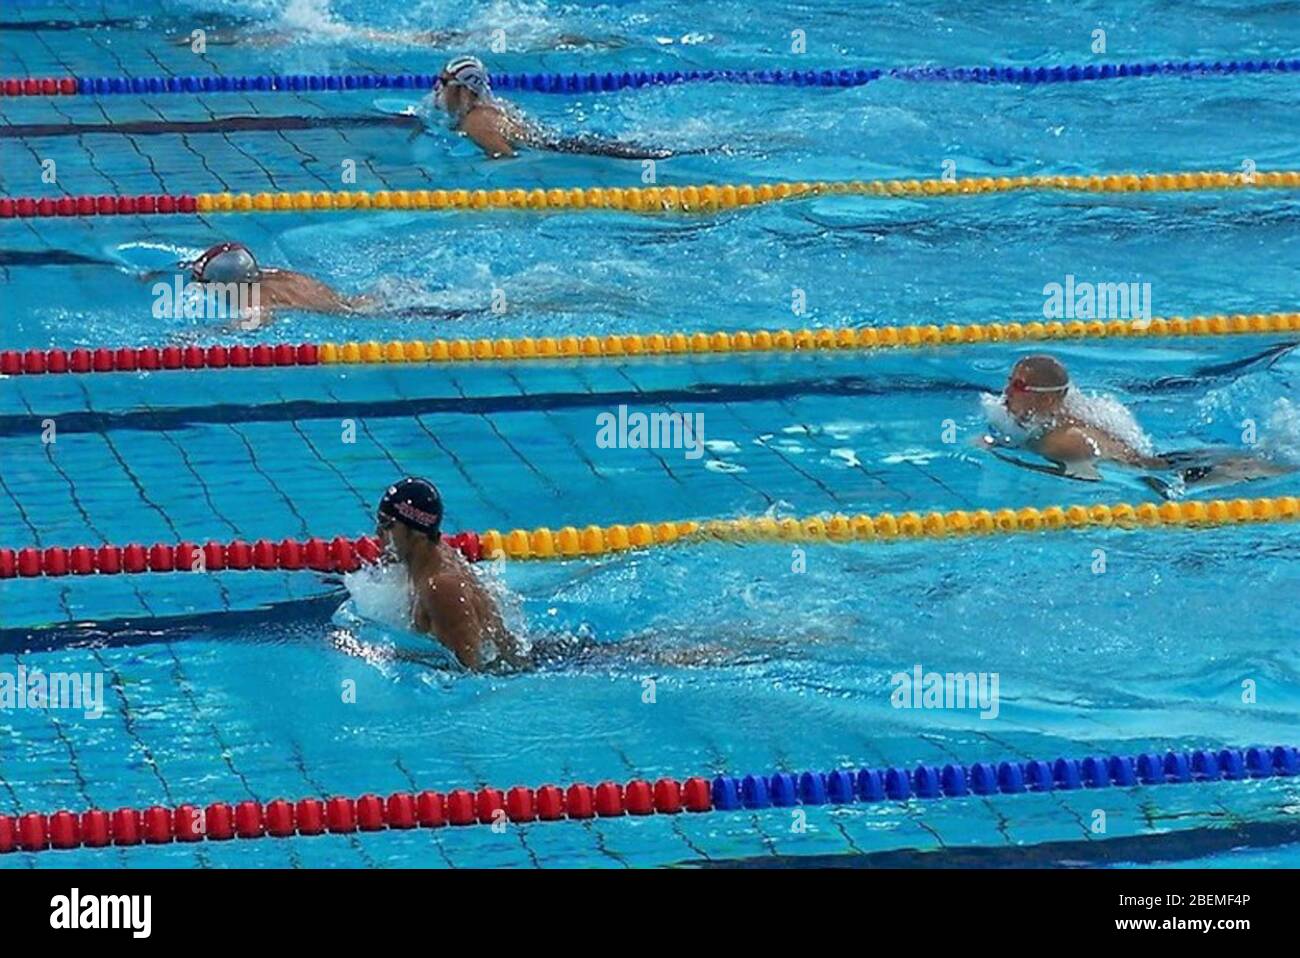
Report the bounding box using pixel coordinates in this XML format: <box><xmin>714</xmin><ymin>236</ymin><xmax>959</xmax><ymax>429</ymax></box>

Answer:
<box><xmin>67</xmin><ymin>57</ymin><xmax>1300</xmax><ymax>96</ymax></box>
<box><xmin>710</xmin><ymin>745</ymin><xmax>1299</xmax><ymax>810</ymax></box>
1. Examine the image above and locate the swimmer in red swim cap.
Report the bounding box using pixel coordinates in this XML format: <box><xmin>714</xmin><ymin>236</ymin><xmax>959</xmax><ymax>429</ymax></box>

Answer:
<box><xmin>376</xmin><ymin>477</ymin><xmax>526</xmax><ymax>670</ymax></box>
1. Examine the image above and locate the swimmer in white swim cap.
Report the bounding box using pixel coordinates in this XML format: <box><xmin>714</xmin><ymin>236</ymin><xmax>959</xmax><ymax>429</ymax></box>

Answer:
<box><xmin>985</xmin><ymin>354</ymin><xmax>1292</xmax><ymax>492</ymax></box>
<box><xmin>426</xmin><ymin>56</ymin><xmax>683</xmax><ymax>160</ymax></box>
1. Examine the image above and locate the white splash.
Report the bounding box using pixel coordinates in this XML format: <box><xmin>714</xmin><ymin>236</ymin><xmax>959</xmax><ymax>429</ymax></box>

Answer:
<box><xmin>340</xmin><ymin>560</ymin><xmax>412</xmax><ymax>630</ymax></box>
<box><xmin>1264</xmin><ymin>397</ymin><xmax>1300</xmax><ymax>462</ymax></box>
<box><xmin>1062</xmin><ymin>388</ymin><xmax>1155</xmax><ymax>457</ymax></box>
<box><xmin>278</xmin><ymin>0</ymin><xmax>350</xmax><ymax>37</ymax></box>
<box><xmin>979</xmin><ymin>392</ymin><xmax>1028</xmax><ymax>442</ymax></box>
<box><xmin>979</xmin><ymin>388</ymin><xmax>1154</xmax><ymax>457</ymax></box>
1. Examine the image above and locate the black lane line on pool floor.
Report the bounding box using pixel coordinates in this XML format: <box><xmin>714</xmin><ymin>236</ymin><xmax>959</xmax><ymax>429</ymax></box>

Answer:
<box><xmin>0</xmin><ymin>377</ymin><xmax>988</xmax><ymax>439</ymax></box>
<box><xmin>698</xmin><ymin>816</ymin><xmax>1300</xmax><ymax>868</ymax></box>
<box><xmin>0</xmin><ymin>114</ymin><xmax>422</xmax><ymax>139</ymax></box>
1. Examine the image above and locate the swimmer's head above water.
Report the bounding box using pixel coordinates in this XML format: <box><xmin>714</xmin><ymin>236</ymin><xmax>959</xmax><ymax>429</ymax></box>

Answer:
<box><xmin>188</xmin><ymin>242</ymin><xmax>259</xmax><ymax>284</ymax></box>
<box><xmin>1003</xmin><ymin>354</ymin><xmax>1071</xmax><ymax>424</ymax></box>
<box><xmin>432</xmin><ymin>55</ymin><xmax>492</xmax><ymax>118</ymax></box>
<box><xmin>376</xmin><ymin>476</ymin><xmax>444</xmax><ymax>561</ymax></box>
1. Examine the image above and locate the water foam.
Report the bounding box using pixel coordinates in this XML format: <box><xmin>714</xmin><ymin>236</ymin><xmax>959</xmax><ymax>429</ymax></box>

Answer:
<box><xmin>1061</xmin><ymin>388</ymin><xmax>1155</xmax><ymax>457</ymax></box>
<box><xmin>278</xmin><ymin>0</ymin><xmax>350</xmax><ymax>38</ymax></box>
<box><xmin>979</xmin><ymin>389</ymin><xmax>1155</xmax><ymax>457</ymax></box>
<box><xmin>1264</xmin><ymin>398</ymin><xmax>1300</xmax><ymax>462</ymax></box>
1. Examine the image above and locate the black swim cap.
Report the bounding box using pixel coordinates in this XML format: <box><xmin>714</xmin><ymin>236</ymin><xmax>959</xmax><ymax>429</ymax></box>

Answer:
<box><xmin>378</xmin><ymin>477</ymin><xmax>443</xmax><ymax>537</ymax></box>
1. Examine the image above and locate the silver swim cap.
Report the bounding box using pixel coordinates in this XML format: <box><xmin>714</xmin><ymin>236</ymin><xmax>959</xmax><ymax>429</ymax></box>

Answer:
<box><xmin>191</xmin><ymin>242</ymin><xmax>258</xmax><ymax>283</ymax></box>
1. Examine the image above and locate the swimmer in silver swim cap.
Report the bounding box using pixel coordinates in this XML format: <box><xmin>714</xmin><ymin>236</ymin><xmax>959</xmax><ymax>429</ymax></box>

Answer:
<box><xmin>425</xmin><ymin>56</ymin><xmax>681</xmax><ymax>160</ymax></box>
<box><xmin>376</xmin><ymin>477</ymin><xmax>526</xmax><ymax>671</ymax></box>
<box><xmin>182</xmin><ymin>242</ymin><xmax>373</xmax><ymax>326</ymax></box>
<box><xmin>987</xmin><ymin>354</ymin><xmax>1291</xmax><ymax>491</ymax></box>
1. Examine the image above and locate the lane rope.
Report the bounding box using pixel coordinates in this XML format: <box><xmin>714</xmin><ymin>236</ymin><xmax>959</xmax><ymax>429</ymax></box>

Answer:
<box><xmin>3</xmin><ymin>312</ymin><xmax>1297</xmax><ymax>378</ymax></box>
<box><xmin>2</xmin><ymin>745</ymin><xmax>1295</xmax><ymax>854</ymax></box>
<box><xmin>4</xmin><ymin>170</ymin><xmax>1299</xmax><ymax>221</ymax></box>
<box><xmin>3</xmin><ymin>495</ymin><xmax>1296</xmax><ymax>579</ymax></box>
<box><xmin>2</xmin><ymin>57</ymin><xmax>1298</xmax><ymax>98</ymax></box>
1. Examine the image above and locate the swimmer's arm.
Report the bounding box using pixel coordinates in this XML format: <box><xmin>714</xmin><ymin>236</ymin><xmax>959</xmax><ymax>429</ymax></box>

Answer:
<box><xmin>1036</xmin><ymin>427</ymin><xmax>1101</xmax><ymax>464</ymax></box>
<box><xmin>461</xmin><ymin>111</ymin><xmax>517</xmax><ymax>158</ymax></box>
<box><xmin>1032</xmin><ymin>428</ymin><xmax>1105</xmax><ymax>481</ymax></box>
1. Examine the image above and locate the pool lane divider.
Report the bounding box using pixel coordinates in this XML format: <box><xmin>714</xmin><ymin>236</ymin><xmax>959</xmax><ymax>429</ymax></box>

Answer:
<box><xmin>2</xmin><ymin>745</ymin><xmax>1296</xmax><ymax>854</ymax></box>
<box><xmin>3</xmin><ymin>57</ymin><xmax>1299</xmax><ymax>98</ymax></box>
<box><xmin>2</xmin><ymin>496</ymin><xmax>1297</xmax><ymax>579</ymax></box>
<box><xmin>4</xmin><ymin>170</ymin><xmax>1300</xmax><ymax>222</ymax></box>
<box><xmin>3</xmin><ymin>312</ymin><xmax>1297</xmax><ymax>378</ymax></box>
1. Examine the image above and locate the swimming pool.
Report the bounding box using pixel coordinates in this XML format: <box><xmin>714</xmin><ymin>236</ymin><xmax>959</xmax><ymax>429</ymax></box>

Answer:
<box><xmin>2</xmin><ymin>0</ymin><xmax>1299</xmax><ymax>869</ymax></box>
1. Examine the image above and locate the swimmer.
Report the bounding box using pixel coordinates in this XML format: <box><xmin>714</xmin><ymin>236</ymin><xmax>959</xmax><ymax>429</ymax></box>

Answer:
<box><xmin>165</xmin><ymin>242</ymin><xmax>372</xmax><ymax>328</ymax></box>
<box><xmin>426</xmin><ymin>56</ymin><xmax>678</xmax><ymax>160</ymax></box>
<box><xmin>376</xmin><ymin>477</ymin><xmax>527</xmax><ymax>671</ymax></box>
<box><xmin>147</xmin><ymin>242</ymin><xmax>566</xmax><ymax>327</ymax></box>
<box><xmin>982</xmin><ymin>354</ymin><xmax>1292</xmax><ymax>492</ymax></box>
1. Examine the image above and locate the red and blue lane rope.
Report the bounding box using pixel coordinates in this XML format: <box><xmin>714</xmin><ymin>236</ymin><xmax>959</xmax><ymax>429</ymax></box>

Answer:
<box><xmin>1</xmin><ymin>746</ymin><xmax>1295</xmax><ymax>854</ymax></box>
<box><xmin>2</xmin><ymin>57</ymin><xmax>1298</xmax><ymax>98</ymax></box>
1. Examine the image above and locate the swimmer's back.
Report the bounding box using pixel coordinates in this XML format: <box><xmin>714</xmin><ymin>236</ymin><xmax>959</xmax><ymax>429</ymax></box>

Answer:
<box><xmin>415</xmin><ymin>545</ymin><xmax>524</xmax><ymax>669</ymax></box>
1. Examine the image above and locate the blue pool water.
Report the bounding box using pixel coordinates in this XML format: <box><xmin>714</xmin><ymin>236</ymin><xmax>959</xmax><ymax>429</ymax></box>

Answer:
<box><xmin>1</xmin><ymin>0</ymin><xmax>1299</xmax><ymax>868</ymax></box>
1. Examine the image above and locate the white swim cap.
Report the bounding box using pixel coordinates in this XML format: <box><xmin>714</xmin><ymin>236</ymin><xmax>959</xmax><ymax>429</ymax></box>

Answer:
<box><xmin>436</xmin><ymin>55</ymin><xmax>492</xmax><ymax>107</ymax></box>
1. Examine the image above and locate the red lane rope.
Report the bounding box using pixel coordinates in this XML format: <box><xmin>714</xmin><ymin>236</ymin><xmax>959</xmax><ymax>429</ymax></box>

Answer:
<box><xmin>0</xmin><ymin>194</ymin><xmax>196</xmax><ymax>218</ymax></box>
<box><xmin>0</xmin><ymin>77</ymin><xmax>78</xmax><ymax>96</ymax></box>
<box><xmin>0</xmin><ymin>343</ymin><xmax>317</xmax><ymax>376</ymax></box>
<box><xmin>0</xmin><ymin>533</ymin><xmax>483</xmax><ymax>579</ymax></box>
<box><xmin>0</xmin><ymin>779</ymin><xmax>704</xmax><ymax>854</ymax></box>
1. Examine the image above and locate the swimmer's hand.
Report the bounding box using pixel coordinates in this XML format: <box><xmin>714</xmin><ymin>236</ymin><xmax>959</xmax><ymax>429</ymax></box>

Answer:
<box><xmin>1060</xmin><ymin>461</ymin><xmax>1103</xmax><ymax>481</ymax></box>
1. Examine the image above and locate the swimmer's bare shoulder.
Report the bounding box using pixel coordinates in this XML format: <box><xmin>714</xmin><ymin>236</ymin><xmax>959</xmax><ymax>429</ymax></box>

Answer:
<box><xmin>261</xmin><ymin>270</ymin><xmax>367</xmax><ymax>314</ymax></box>
<box><xmin>418</xmin><ymin>560</ymin><xmax>528</xmax><ymax>670</ymax></box>
<box><xmin>460</xmin><ymin>107</ymin><xmax>518</xmax><ymax>158</ymax></box>
<box><xmin>1032</xmin><ymin>425</ymin><xmax>1100</xmax><ymax>463</ymax></box>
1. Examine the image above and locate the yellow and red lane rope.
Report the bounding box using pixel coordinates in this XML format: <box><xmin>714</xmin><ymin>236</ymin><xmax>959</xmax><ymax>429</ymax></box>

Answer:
<box><xmin>4</xmin><ymin>312</ymin><xmax>1297</xmax><ymax>377</ymax></box>
<box><xmin>3</xmin><ymin>496</ymin><xmax>1296</xmax><ymax>578</ymax></box>
<box><xmin>4</xmin><ymin>170</ymin><xmax>1300</xmax><ymax>221</ymax></box>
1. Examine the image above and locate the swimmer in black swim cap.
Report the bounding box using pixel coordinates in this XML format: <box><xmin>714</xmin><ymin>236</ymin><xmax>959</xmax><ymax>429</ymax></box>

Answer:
<box><xmin>376</xmin><ymin>477</ymin><xmax>525</xmax><ymax>670</ymax></box>
<box><xmin>426</xmin><ymin>55</ymin><xmax>680</xmax><ymax>160</ymax></box>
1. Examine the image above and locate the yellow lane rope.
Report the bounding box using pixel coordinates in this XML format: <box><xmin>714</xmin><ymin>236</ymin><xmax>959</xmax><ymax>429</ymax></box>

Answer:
<box><xmin>193</xmin><ymin>170</ymin><xmax>1300</xmax><ymax>216</ymax></box>
<box><xmin>479</xmin><ymin>495</ymin><xmax>1299</xmax><ymax>560</ymax></box>
<box><xmin>317</xmin><ymin>312</ymin><xmax>1300</xmax><ymax>367</ymax></box>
